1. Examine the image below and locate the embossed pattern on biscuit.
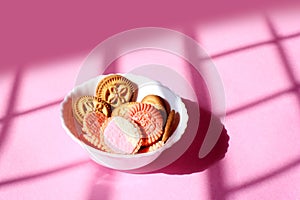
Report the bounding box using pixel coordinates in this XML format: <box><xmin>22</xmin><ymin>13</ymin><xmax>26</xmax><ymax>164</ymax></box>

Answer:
<box><xmin>95</xmin><ymin>75</ymin><xmax>135</xmax><ymax>108</ymax></box>
<box><xmin>73</xmin><ymin>96</ymin><xmax>97</xmax><ymax>125</ymax></box>
<box><xmin>141</xmin><ymin>95</ymin><xmax>167</xmax><ymax>126</ymax></box>
<box><xmin>128</xmin><ymin>103</ymin><xmax>163</xmax><ymax>146</ymax></box>
<box><xmin>93</xmin><ymin>97</ymin><xmax>112</xmax><ymax>117</ymax></box>
<box><xmin>81</xmin><ymin>111</ymin><xmax>108</xmax><ymax>151</ymax></box>
<box><xmin>82</xmin><ymin>111</ymin><xmax>107</xmax><ymax>136</ymax></box>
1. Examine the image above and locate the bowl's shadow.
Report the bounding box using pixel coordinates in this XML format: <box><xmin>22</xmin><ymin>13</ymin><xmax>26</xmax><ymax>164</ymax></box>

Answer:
<box><xmin>124</xmin><ymin>98</ymin><xmax>229</xmax><ymax>174</ymax></box>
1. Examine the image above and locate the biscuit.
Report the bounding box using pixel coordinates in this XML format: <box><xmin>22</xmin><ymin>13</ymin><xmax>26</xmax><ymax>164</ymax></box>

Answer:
<box><xmin>162</xmin><ymin>110</ymin><xmax>175</xmax><ymax>142</ymax></box>
<box><xmin>80</xmin><ymin>111</ymin><xmax>108</xmax><ymax>151</ymax></box>
<box><xmin>72</xmin><ymin>96</ymin><xmax>97</xmax><ymax>125</ymax></box>
<box><xmin>141</xmin><ymin>95</ymin><xmax>165</xmax><ymax>109</ymax></box>
<box><xmin>82</xmin><ymin>111</ymin><xmax>107</xmax><ymax>136</ymax></box>
<box><xmin>141</xmin><ymin>95</ymin><xmax>167</xmax><ymax>125</ymax></box>
<box><xmin>93</xmin><ymin>97</ymin><xmax>112</xmax><ymax>117</ymax></box>
<box><xmin>127</xmin><ymin>103</ymin><xmax>163</xmax><ymax>146</ymax></box>
<box><xmin>79</xmin><ymin>133</ymin><xmax>102</xmax><ymax>150</ymax></box>
<box><xmin>111</xmin><ymin>102</ymin><xmax>138</xmax><ymax>118</ymax></box>
<box><xmin>138</xmin><ymin>141</ymin><xmax>164</xmax><ymax>153</ymax></box>
<box><xmin>95</xmin><ymin>75</ymin><xmax>136</xmax><ymax>108</ymax></box>
<box><xmin>101</xmin><ymin>116</ymin><xmax>142</xmax><ymax>154</ymax></box>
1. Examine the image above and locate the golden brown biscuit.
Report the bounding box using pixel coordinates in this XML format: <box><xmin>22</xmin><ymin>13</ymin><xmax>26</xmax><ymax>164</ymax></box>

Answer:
<box><xmin>161</xmin><ymin>110</ymin><xmax>175</xmax><ymax>142</ymax></box>
<box><xmin>95</xmin><ymin>75</ymin><xmax>136</xmax><ymax>108</ymax></box>
<box><xmin>93</xmin><ymin>97</ymin><xmax>112</xmax><ymax>117</ymax></box>
<box><xmin>72</xmin><ymin>96</ymin><xmax>97</xmax><ymax>125</ymax></box>
<box><xmin>138</xmin><ymin>141</ymin><xmax>164</xmax><ymax>153</ymax></box>
<box><xmin>141</xmin><ymin>95</ymin><xmax>165</xmax><ymax>108</ymax></box>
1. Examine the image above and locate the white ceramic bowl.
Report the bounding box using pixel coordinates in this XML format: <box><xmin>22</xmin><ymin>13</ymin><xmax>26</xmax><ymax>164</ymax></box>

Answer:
<box><xmin>60</xmin><ymin>73</ymin><xmax>188</xmax><ymax>170</ymax></box>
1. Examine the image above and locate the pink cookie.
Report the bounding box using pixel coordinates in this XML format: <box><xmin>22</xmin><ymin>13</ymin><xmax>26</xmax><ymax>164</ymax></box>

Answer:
<box><xmin>82</xmin><ymin>111</ymin><xmax>107</xmax><ymax>137</ymax></box>
<box><xmin>81</xmin><ymin>111</ymin><xmax>107</xmax><ymax>150</ymax></box>
<box><xmin>127</xmin><ymin>103</ymin><xmax>163</xmax><ymax>146</ymax></box>
<box><xmin>101</xmin><ymin>116</ymin><xmax>142</xmax><ymax>154</ymax></box>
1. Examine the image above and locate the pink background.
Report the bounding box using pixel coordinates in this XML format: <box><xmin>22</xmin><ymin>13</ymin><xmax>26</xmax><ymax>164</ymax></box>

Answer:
<box><xmin>1</xmin><ymin>1</ymin><xmax>300</xmax><ymax>199</ymax></box>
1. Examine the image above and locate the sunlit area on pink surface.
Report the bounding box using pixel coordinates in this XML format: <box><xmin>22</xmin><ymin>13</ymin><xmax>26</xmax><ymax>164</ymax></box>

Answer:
<box><xmin>0</xmin><ymin>1</ymin><xmax>300</xmax><ymax>200</ymax></box>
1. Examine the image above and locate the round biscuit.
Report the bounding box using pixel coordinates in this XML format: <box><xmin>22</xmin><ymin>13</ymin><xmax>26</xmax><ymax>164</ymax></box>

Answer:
<box><xmin>95</xmin><ymin>75</ymin><xmax>136</xmax><ymax>108</ymax></box>
<box><xmin>127</xmin><ymin>103</ymin><xmax>163</xmax><ymax>146</ymax></box>
<box><xmin>138</xmin><ymin>141</ymin><xmax>164</xmax><ymax>153</ymax></box>
<box><xmin>162</xmin><ymin>110</ymin><xmax>175</xmax><ymax>142</ymax></box>
<box><xmin>72</xmin><ymin>96</ymin><xmax>96</xmax><ymax>125</ymax></box>
<box><xmin>141</xmin><ymin>95</ymin><xmax>167</xmax><ymax>125</ymax></box>
<box><xmin>111</xmin><ymin>102</ymin><xmax>138</xmax><ymax>118</ymax></box>
<box><xmin>93</xmin><ymin>97</ymin><xmax>112</xmax><ymax>117</ymax></box>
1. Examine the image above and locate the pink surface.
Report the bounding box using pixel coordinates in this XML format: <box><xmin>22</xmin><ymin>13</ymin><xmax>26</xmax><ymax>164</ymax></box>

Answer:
<box><xmin>1</xmin><ymin>1</ymin><xmax>300</xmax><ymax>200</ymax></box>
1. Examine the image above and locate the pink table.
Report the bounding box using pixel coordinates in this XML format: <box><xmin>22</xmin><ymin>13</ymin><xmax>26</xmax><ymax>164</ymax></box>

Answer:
<box><xmin>1</xmin><ymin>1</ymin><xmax>300</xmax><ymax>199</ymax></box>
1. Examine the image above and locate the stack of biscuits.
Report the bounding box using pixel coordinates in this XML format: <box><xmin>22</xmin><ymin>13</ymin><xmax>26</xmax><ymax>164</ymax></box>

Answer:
<box><xmin>72</xmin><ymin>74</ymin><xmax>178</xmax><ymax>154</ymax></box>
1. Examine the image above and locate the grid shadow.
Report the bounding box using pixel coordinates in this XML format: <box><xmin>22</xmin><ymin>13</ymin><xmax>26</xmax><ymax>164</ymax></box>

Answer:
<box><xmin>0</xmin><ymin>66</ymin><xmax>23</xmax><ymax>156</ymax></box>
<box><xmin>0</xmin><ymin>11</ymin><xmax>299</xmax><ymax>200</ymax></box>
